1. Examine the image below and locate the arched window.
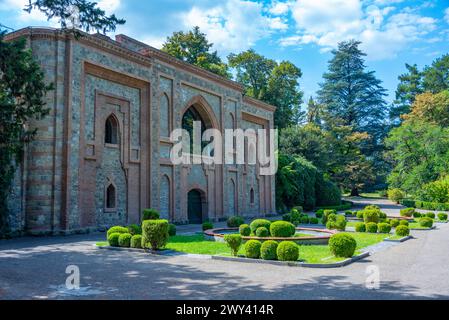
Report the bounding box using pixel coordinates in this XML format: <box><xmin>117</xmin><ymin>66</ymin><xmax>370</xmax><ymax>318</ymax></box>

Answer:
<box><xmin>250</xmin><ymin>188</ymin><xmax>255</xmax><ymax>205</ymax></box>
<box><xmin>105</xmin><ymin>115</ymin><xmax>119</xmax><ymax>145</ymax></box>
<box><xmin>160</xmin><ymin>94</ymin><xmax>170</xmax><ymax>137</ymax></box>
<box><xmin>182</xmin><ymin>105</ymin><xmax>210</xmax><ymax>156</ymax></box>
<box><xmin>106</xmin><ymin>183</ymin><xmax>116</xmax><ymax>209</ymax></box>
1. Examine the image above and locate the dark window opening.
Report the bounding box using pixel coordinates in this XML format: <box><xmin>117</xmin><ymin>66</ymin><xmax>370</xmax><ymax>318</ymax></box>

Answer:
<box><xmin>250</xmin><ymin>188</ymin><xmax>255</xmax><ymax>204</ymax></box>
<box><xmin>105</xmin><ymin>116</ymin><xmax>119</xmax><ymax>145</ymax></box>
<box><xmin>106</xmin><ymin>184</ymin><xmax>116</xmax><ymax>209</ymax></box>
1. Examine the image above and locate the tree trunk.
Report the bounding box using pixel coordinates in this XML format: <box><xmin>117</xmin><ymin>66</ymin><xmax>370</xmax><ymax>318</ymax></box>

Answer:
<box><xmin>350</xmin><ymin>188</ymin><xmax>359</xmax><ymax>197</ymax></box>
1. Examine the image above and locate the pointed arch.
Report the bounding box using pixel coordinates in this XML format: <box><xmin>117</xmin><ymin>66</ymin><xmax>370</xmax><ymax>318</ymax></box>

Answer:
<box><xmin>181</xmin><ymin>95</ymin><xmax>220</xmax><ymax>130</ymax></box>
<box><xmin>105</xmin><ymin>114</ymin><xmax>119</xmax><ymax>145</ymax></box>
<box><xmin>105</xmin><ymin>180</ymin><xmax>117</xmax><ymax>210</ymax></box>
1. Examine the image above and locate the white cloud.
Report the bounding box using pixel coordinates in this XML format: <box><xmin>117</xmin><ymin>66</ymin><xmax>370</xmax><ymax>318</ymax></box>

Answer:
<box><xmin>180</xmin><ymin>0</ymin><xmax>282</xmax><ymax>54</ymax></box>
<box><xmin>280</xmin><ymin>0</ymin><xmax>437</xmax><ymax>60</ymax></box>
<box><xmin>269</xmin><ymin>1</ymin><xmax>291</xmax><ymax>15</ymax></box>
<box><xmin>445</xmin><ymin>7</ymin><xmax>449</xmax><ymax>24</ymax></box>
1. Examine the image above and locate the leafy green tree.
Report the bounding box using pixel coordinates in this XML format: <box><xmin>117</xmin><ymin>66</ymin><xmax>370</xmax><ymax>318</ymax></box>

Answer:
<box><xmin>422</xmin><ymin>54</ymin><xmax>449</xmax><ymax>93</ymax></box>
<box><xmin>228</xmin><ymin>50</ymin><xmax>303</xmax><ymax>128</ymax></box>
<box><xmin>25</xmin><ymin>0</ymin><xmax>125</xmax><ymax>33</ymax></box>
<box><xmin>162</xmin><ymin>26</ymin><xmax>230</xmax><ymax>78</ymax></box>
<box><xmin>306</xmin><ymin>97</ymin><xmax>322</xmax><ymax>125</ymax></box>
<box><xmin>403</xmin><ymin>90</ymin><xmax>449</xmax><ymax>127</ymax></box>
<box><xmin>264</xmin><ymin>61</ymin><xmax>305</xmax><ymax>128</ymax></box>
<box><xmin>390</xmin><ymin>63</ymin><xmax>423</xmax><ymax>124</ymax></box>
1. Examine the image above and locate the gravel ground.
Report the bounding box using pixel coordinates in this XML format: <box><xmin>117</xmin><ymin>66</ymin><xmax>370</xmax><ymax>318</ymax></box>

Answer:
<box><xmin>1</xmin><ymin>198</ymin><xmax>448</xmax><ymax>300</ymax></box>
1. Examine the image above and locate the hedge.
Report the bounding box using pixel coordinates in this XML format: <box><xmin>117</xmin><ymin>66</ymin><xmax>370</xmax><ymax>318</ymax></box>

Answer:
<box><xmin>316</xmin><ymin>200</ymin><xmax>353</xmax><ymax>212</ymax></box>
<box><xmin>202</xmin><ymin>221</ymin><xmax>214</xmax><ymax>231</ymax></box>
<box><xmin>250</xmin><ymin>219</ymin><xmax>272</xmax><ymax>234</ymax></box>
<box><xmin>400</xmin><ymin>199</ymin><xmax>449</xmax><ymax>212</ymax></box>
<box><xmin>276</xmin><ymin>241</ymin><xmax>299</xmax><ymax>261</ymax></box>
<box><xmin>168</xmin><ymin>224</ymin><xmax>177</xmax><ymax>236</ymax></box>
<box><xmin>142</xmin><ymin>208</ymin><xmax>160</xmax><ymax>221</ymax></box>
<box><xmin>366</xmin><ymin>222</ymin><xmax>378</xmax><ymax>233</ymax></box>
<box><xmin>142</xmin><ymin>219</ymin><xmax>169</xmax><ymax>250</ymax></box>
<box><xmin>438</xmin><ymin>213</ymin><xmax>448</xmax><ymax>221</ymax></box>
<box><xmin>239</xmin><ymin>224</ymin><xmax>251</xmax><ymax>236</ymax></box>
<box><xmin>329</xmin><ymin>233</ymin><xmax>357</xmax><ymax>258</ymax></box>
<box><xmin>419</xmin><ymin>217</ymin><xmax>434</xmax><ymax>228</ymax></box>
<box><xmin>396</xmin><ymin>225</ymin><xmax>410</xmax><ymax>237</ymax></box>
<box><xmin>378</xmin><ymin>223</ymin><xmax>392</xmax><ymax>234</ymax></box>
<box><xmin>245</xmin><ymin>240</ymin><xmax>262</xmax><ymax>259</ymax></box>
<box><xmin>107</xmin><ymin>226</ymin><xmax>129</xmax><ymax>238</ymax></box>
<box><xmin>270</xmin><ymin>221</ymin><xmax>296</xmax><ymax>238</ymax></box>
<box><xmin>355</xmin><ymin>222</ymin><xmax>366</xmax><ymax>232</ymax></box>
<box><xmin>227</xmin><ymin>216</ymin><xmax>245</xmax><ymax>228</ymax></box>
<box><xmin>131</xmin><ymin>235</ymin><xmax>142</xmax><ymax>248</ymax></box>
<box><xmin>255</xmin><ymin>227</ymin><xmax>270</xmax><ymax>237</ymax></box>
<box><xmin>260</xmin><ymin>240</ymin><xmax>278</xmax><ymax>260</ymax></box>
<box><xmin>118</xmin><ymin>233</ymin><xmax>132</xmax><ymax>247</ymax></box>
<box><xmin>107</xmin><ymin>233</ymin><xmax>120</xmax><ymax>247</ymax></box>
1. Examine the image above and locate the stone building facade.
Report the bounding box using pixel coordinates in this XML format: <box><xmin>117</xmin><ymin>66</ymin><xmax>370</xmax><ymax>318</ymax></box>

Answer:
<box><xmin>5</xmin><ymin>27</ymin><xmax>276</xmax><ymax>235</ymax></box>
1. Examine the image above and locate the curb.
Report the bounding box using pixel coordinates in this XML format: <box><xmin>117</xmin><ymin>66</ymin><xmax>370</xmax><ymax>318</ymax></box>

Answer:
<box><xmin>210</xmin><ymin>252</ymin><xmax>370</xmax><ymax>268</ymax></box>
<box><xmin>384</xmin><ymin>235</ymin><xmax>413</xmax><ymax>243</ymax></box>
<box><xmin>95</xmin><ymin>245</ymin><xmax>178</xmax><ymax>256</ymax></box>
<box><xmin>410</xmin><ymin>226</ymin><xmax>436</xmax><ymax>231</ymax></box>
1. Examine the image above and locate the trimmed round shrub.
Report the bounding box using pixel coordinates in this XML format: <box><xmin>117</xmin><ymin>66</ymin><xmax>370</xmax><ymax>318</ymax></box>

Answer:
<box><xmin>310</xmin><ymin>217</ymin><xmax>319</xmax><ymax>224</ymax></box>
<box><xmin>345</xmin><ymin>210</ymin><xmax>354</xmax><ymax>216</ymax></box>
<box><xmin>315</xmin><ymin>209</ymin><xmax>324</xmax><ymax>219</ymax></box>
<box><xmin>300</xmin><ymin>216</ymin><xmax>310</xmax><ymax>224</ymax></box>
<box><xmin>118</xmin><ymin>233</ymin><xmax>132</xmax><ymax>247</ymax></box>
<box><xmin>250</xmin><ymin>219</ymin><xmax>272</xmax><ymax>233</ymax></box>
<box><xmin>378</xmin><ymin>223</ymin><xmax>392</xmax><ymax>234</ymax></box>
<box><xmin>239</xmin><ymin>224</ymin><xmax>251</xmax><ymax>236</ymax></box>
<box><xmin>363</xmin><ymin>210</ymin><xmax>380</xmax><ymax>223</ymax></box>
<box><xmin>276</xmin><ymin>241</ymin><xmax>299</xmax><ymax>261</ymax></box>
<box><xmin>107</xmin><ymin>226</ymin><xmax>128</xmax><ymax>238</ymax></box>
<box><xmin>255</xmin><ymin>227</ymin><xmax>269</xmax><ymax>237</ymax></box>
<box><xmin>438</xmin><ymin>213</ymin><xmax>448</xmax><ymax>221</ymax></box>
<box><xmin>127</xmin><ymin>224</ymin><xmax>142</xmax><ymax>235</ymax></box>
<box><xmin>413</xmin><ymin>212</ymin><xmax>422</xmax><ymax>218</ymax></box>
<box><xmin>130</xmin><ymin>235</ymin><xmax>142</xmax><ymax>248</ymax></box>
<box><xmin>396</xmin><ymin>225</ymin><xmax>410</xmax><ymax>237</ymax></box>
<box><xmin>142</xmin><ymin>219</ymin><xmax>169</xmax><ymax>250</ymax></box>
<box><xmin>202</xmin><ymin>221</ymin><xmax>214</xmax><ymax>231</ymax></box>
<box><xmin>366</xmin><ymin>222</ymin><xmax>378</xmax><ymax>233</ymax></box>
<box><xmin>245</xmin><ymin>240</ymin><xmax>262</xmax><ymax>259</ymax></box>
<box><xmin>227</xmin><ymin>216</ymin><xmax>245</xmax><ymax>228</ymax></box>
<box><xmin>224</xmin><ymin>234</ymin><xmax>242</xmax><ymax>256</ymax></box>
<box><xmin>425</xmin><ymin>212</ymin><xmax>436</xmax><ymax>219</ymax></box>
<box><xmin>400</xmin><ymin>208</ymin><xmax>415</xmax><ymax>218</ymax></box>
<box><xmin>419</xmin><ymin>217</ymin><xmax>434</xmax><ymax>228</ymax></box>
<box><xmin>168</xmin><ymin>224</ymin><xmax>177</xmax><ymax>236</ymax></box>
<box><xmin>322</xmin><ymin>209</ymin><xmax>337</xmax><ymax>225</ymax></box>
<box><xmin>379</xmin><ymin>212</ymin><xmax>387</xmax><ymax>220</ymax></box>
<box><xmin>356</xmin><ymin>211</ymin><xmax>364</xmax><ymax>219</ymax></box>
<box><xmin>142</xmin><ymin>208</ymin><xmax>160</xmax><ymax>221</ymax></box>
<box><xmin>399</xmin><ymin>220</ymin><xmax>409</xmax><ymax>226</ymax></box>
<box><xmin>329</xmin><ymin>233</ymin><xmax>357</xmax><ymax>258</ymax></box>
<box><xmin>390</xmin><ymin>219</ymin><xmax>400</xmax><ymax>228</ymax></box>
<box><xmin>326</xmin><ymin>215</ymin><xmax>347</xmax><ymax>231</ymax></box>
<box><xmin>388</xmin><ymin>188</ymin><xmax>405</xmax><ymax>203</ymax></box>
<box><xmin>261</xmin><ymin>240</ymin><xmax>278</xmax><ymax>260</ymax></box>
<box><xmin>107</xmin><ymin>232</ymin><xmax>120</xmax><ymax>247</ymax></box>
<box><xmin>365</xmin><ymin>205</ymin><xmax>380</xmax><ymax>211</ymax></box>
<box><xmin>270</xmin><ymin>221</ymin><xmax>295</xmax><ymax>238</ymax></box>
<box><xmin>355</xmin><ymin>222</ymin><xmax>366</xmax><ymax>232</ymax></box>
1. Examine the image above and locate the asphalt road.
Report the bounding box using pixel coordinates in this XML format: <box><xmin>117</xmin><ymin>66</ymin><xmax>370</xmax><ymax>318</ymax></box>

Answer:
<box><xmin>1</xmin><ymin>199</ymin><xmax>449</xmax><ymax>300</ymax></box>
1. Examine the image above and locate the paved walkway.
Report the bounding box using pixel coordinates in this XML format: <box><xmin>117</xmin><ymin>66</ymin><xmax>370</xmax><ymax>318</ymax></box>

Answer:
<box><xmin>1</xmin><ymin>198</ymin><xmax>449</xmax><ymax>300</ymax></box>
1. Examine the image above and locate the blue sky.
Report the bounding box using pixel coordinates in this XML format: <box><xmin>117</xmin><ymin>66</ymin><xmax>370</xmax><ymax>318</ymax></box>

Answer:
<box><xmin>1</xmin><ymin>0</ymin><xmax>449</xmax><ymax>105</ymax></box>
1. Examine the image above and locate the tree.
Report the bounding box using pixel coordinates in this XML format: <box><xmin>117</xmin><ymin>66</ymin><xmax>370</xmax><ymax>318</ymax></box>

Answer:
<box><xmin>264</xmin><ymin>61</ymin><xmax>305</xmax><ymax>128</ymax></box>
<box><xmin>228</xmin><ymin>50</ymin><xmax>303</xmax><ymax>128</ymax></box>
<box><xmin>25</xmin><ymin>0</ymin><xmax>125</xmax><ymax>34</ymax></box>
<box><xmin>228</xmin><ymin>49</ymin><xmax>276</xmax><ymax>100</ymax></box>
<box><xmin>403</xmin><ymin>91</ymin><xmax>449</xmax><ymax>127</ymax></box>
<box><xmin>162</xmin><ymin>26</ymin><xmax>230</xmax><ymax>78</ymax></box>
<box><xmin>390</xmin><ymin>64</ymin><xmax>423</xmax><ymax>124</ymax></box>
<box><xmin>422</xmin><ymin>54</ymin><xmax>449</xmax><ymax>93</ymax></box>
<box><xmin>306</xmin><ymin>97</ymin><xmax>322</xmax><ymax>125</ymax></box>
<box><xmin>0</xmin><ymin>1</ymin><xmax>125</xmax><ymax>237</ymax></box>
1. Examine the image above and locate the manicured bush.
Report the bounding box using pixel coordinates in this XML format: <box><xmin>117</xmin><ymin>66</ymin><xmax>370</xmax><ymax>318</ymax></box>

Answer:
<box><xmin>363</xmin><ymin>210</ymin><xmax>380</xmax><ymax>223</ymax></box>
<box><xmin>245</xmin><ymin>240</ymin><xmax>262</xmax><ymax>259</ymax></box>
<box><xmin>310</xmin><ymin>217</ymin><xmax>319</xmax><ymax>224</ymax></box>
<box><xmin>250</xmin><ymin>219</ymin><xmax>272</xmax><ymax>234</ymax></box>
<box><xmin>419</xmin><ymin>217</ymin><xmax>434</xmax><ymax>228</ymax></box>
<box><xmin>396</xmin><ymin>225</ymin><xmax>410</xmax><ymax>237</ymax></box>
<box><xmin>388</xmin><ymin>188</ymin><xmax>405</xmax><ymax>204</ymax></box>
<box><xmin>107</xmin><ymin>226</ymin><xmax>128</xmax><ymax>238</ymax></box>
<box><xmin>400</xmin><ymin>220</ymin><xmax>409</xmax><ymax>227</ymax></box>
<box><xmin>425</xmin><ymin>212</ymin><xmax>436</xmax><ymax>219</ymax></box>
<box><xmin>260</xmin><ymin>240</ymin><xmax>278</xmax><ymax>260</ymax></box>
<box><xmin>224</xmin><ymin>234</ymin><xmax>242</xmax><ymax>256</ymax></box>
<box><xmin>131</xmin><ymin>235</ymin><xmax>142</xmax><ymax>248</ymax></box>
<box><xmin>413</xmin><ymin>212</ymin><xmax>422</xmax><ymax>218</ymax></box>
<box><xmin>326</xmin><ymin>215</ymin><xmax>347</xmax><ymax>231</ymax></box>
<box><xmin>378</xmin><ymin>223</ymin><xmax>392</xmax><ymax>234</ymax></box>
<box><xmin>227</xmin><ymin>216</ymin><xmax>245</xmax><ymax>228</ymax></box>
<box><xmin>108</xmin><ymin>232</ymin><xmax>120</xmax><ymax>247</ymax></box>
<box><xmin>356</xmin><ymin>211</ymin><xmax>364</xmax><ymax>219</ymax></box>
<box><xmin>202</xmin><ymin>221</ymin><xmax>214</xmax><ymax>231</ymax></box>
<box><xmin>300</xmin><ymin>216</ymin><xmax>310</xmax><ymax>224</ymax></box>
<box><xmin>379</xmin><ymin>212</ymin><xmax>387</xmax><ymax>220</ymax></box>
<box><xmin>365</xmin><ymin>205</ymin><xmax>380</xmax><ymax>211</ymax></box>
<box><xmin>322</xmin><ymin>209</ymin><xmax>337</xmax><ymax>225</ymax></box>
<box><xmin>315</xmin><ymin>209</ymin><xmax>324</xmax><ymax>219</ymax></box>
<box><xmin>142</xmin><ymin>208</ymin><xmax>160</xmax><ymax>221</ymax></box>
<box><xmin>276</xmin><ymin>241</ymin><xmax>299</xmax><ymax>261</ymax></box>
<box><xmin>255</xmin><ymin>227</ymin><xmax>270</xmax><ymax>238</ymax></box>
<box><xmin>141</xmin><ymin>219</ymin><xmax>169</xmax><ymax>250</ymax></box>
<box><xmin>366</xmin><ymin>222</ymin><xmax>378</xmax><ymax>233</ymax></box>
<box><xmin>290</xmin><ymin>209</ymin><xmax>301</xmax><ymax>222</ymax></box>
<box><xmin>400</xmin><ymin>199</ymin><xmax>416</xmax><ymax>208</ymax></box>
<box><xmin>390</xmin><ymin>219</ymin><xmax>400</xmax><ymax>228</ymax></box>
<box><xmin>118</xmin><ymin>233</ymin><xmax>132</xmax><ymax>247</ymax></box>
<box><xmin>345</xmin><ymin>210</ymin><xmax>354</xmax><ymax>217</ymax></box>
<box><xmin>239</xmin><ymin>224</ymin><xmax>251</xmax><ymax>236</ymax></box>
<box><xmin>355</xmin><ymin>222</ymin><xmax>366</xmax><ymax>232</ymax></box>
<box><xmin>168</xmin><ymin>224</ymin><xmax>177</xmax><ymax>236</ymax></box>
<box><xmin>270</xmin><ymin>221</ymin><xmax>295</xmax><ymax>238</ymax></box>
<box><xmin>127</xmin><ymin>224</ymin><xmax>142</xmax><ymax>235</ymax></box>
<box><xmin>329</xmin><ymin>233</ymin><xmax>357</xmax><ymax>258</ymax></box>
<box><xmin>438</xmin><ymin>213</ymin><xmax>448</xmax><ymax>221</ymax></box>
<box><xmin>400</xmin><ymin>208</ymin><xmax>415</xmax><ymax>217</ymax></box>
